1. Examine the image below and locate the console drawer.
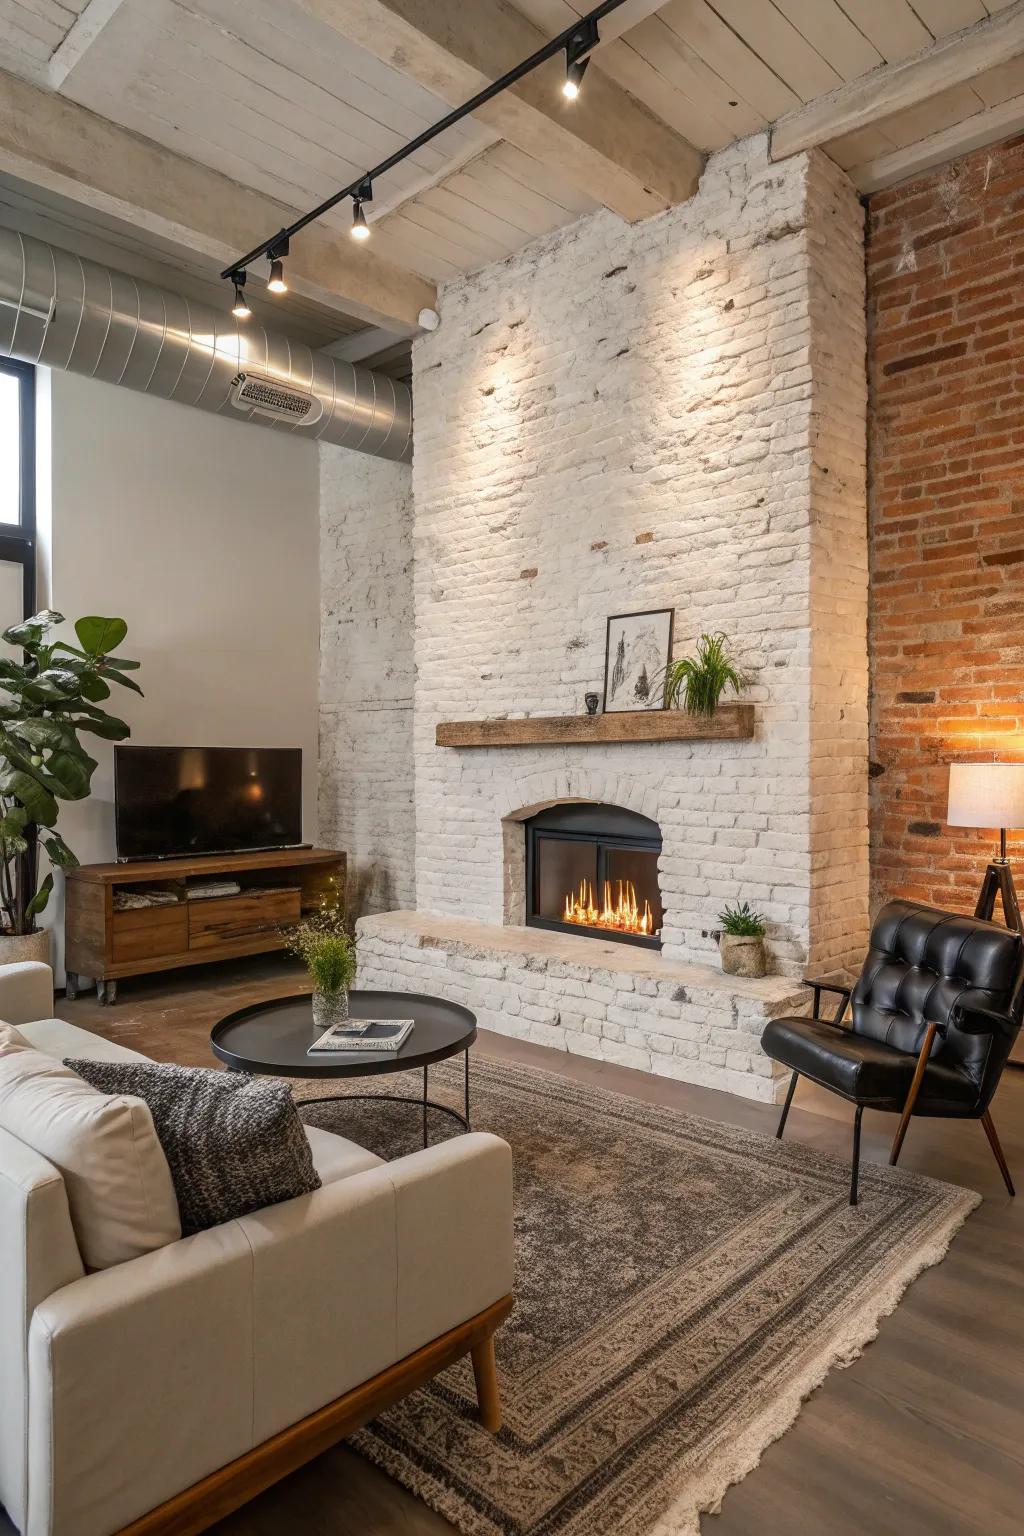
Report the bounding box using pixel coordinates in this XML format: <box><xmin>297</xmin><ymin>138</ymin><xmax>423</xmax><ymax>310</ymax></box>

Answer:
<box><xmin>111</xmin><ymin>904</ymin><xmax>188</xmax><ymax>962</ymax></box>
<box><xmin>187</xmin><ymin>888</ymin><xmax>301</xmax><ymax>950</ymax></box>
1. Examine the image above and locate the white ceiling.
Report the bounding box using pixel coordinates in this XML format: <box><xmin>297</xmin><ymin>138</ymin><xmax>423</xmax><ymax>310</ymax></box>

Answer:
<box><xmin>514</xmin><ymin>0</ymin><xmax>1018</xmax><ymax>149</ymax></box>
<box><xmin>1</xmin><ymin>0</ymin><xmax>1023</xmax><ymax>355</ymax></box>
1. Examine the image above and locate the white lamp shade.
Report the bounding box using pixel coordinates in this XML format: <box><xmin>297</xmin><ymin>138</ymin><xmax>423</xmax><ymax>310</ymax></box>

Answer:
<box><xmin>947</xmin><ymin>764</ymin><xmax>1024</xmax><ymax>830</ymax></box>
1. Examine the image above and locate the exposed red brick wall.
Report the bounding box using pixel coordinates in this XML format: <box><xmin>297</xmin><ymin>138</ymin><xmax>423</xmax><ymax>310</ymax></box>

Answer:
<box><xmin>867</xmin><ymin>134</ymin><xmax>1024</xmax><ymax>918</ymax></box>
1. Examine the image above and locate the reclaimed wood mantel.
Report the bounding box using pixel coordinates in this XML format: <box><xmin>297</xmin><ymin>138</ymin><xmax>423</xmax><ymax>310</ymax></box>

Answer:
<box><xmin>435</xmin><ymin>704</ymin><xmax>755</xmax><ymax>748</ymax></box>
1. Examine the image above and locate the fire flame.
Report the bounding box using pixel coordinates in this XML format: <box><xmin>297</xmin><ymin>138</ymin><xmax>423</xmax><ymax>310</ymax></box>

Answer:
<box><xmin>563</xmin><ymin>879</ymin><xmax>655</xmax><ymax>936</ymax></box>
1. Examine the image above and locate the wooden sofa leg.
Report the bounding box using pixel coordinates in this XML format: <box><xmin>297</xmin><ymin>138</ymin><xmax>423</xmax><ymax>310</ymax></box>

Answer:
<box><xmin>113</xmin><ymin>1296</ymin><xmax>513</xmax><ymax>1536</ymax></box>
<box><xmin>471</xmin><ymin>1334</ymin><xmax>502</xmax><ymax>1432</ymax></box>
<box><xmin>890</xmin><ymin>1021</ymin><xmax>938</xmax><ymax>1166</ymax></box>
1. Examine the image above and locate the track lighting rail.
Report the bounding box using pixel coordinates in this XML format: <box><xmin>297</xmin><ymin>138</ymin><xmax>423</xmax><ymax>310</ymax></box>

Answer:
<box><xmin>220</xmin><ymin>0</ymin><xmax>628</xmax><ymax>299</ymax></box>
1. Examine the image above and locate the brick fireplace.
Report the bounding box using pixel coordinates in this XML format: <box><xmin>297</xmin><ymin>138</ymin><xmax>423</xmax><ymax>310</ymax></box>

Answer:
<box><xmin>321</xmin><ymin>134</ymin><xmax>872</xmax><ymax>1102</ymax></box>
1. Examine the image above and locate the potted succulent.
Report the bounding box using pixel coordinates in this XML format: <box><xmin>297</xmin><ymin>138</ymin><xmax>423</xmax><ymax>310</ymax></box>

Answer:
<box><xmin>662</xmin><ymin>632</ymin><xmax>744</xmax><ymax>717</ymax></box>
<box><xmin>0</xmin><ymin>610</ymin><xmax>141</xmax><ymax>964</ymax></box>
<box><xmin>716</xmin><ymin>901</ymin><xmax>768</xmax><ymax>978</ymax></box>
<box><xmin>290</xmin><ymin>903</ymin><xmax>358</xmax><ymax>1032</ymax></box>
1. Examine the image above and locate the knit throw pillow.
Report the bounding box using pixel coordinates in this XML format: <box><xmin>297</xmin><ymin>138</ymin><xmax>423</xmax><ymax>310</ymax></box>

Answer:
<box><xmin>64</xmin><ymin>1059</ymin><xmax>321</xmax><ymax>1236</ymax></box>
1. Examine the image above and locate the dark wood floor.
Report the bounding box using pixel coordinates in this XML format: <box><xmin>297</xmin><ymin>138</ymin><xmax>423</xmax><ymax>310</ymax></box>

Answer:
<box><xmin>11</xmin><ymin>957</ymin><xmax>1024</xmax><ymax>1536</ymax></box>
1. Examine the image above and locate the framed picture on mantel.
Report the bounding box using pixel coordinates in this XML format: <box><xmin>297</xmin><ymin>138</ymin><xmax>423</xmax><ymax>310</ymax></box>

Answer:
<box><xmin>603</xmin><ymin>609</ymin><xmax>673</xmax><ymax>713</ymax></box>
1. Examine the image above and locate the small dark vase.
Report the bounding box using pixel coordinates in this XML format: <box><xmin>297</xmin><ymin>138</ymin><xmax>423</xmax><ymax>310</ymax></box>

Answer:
<box><xmin>584</xmin><ymin>692</ymin><xmax>600</xmax><ymax>716</ymax></box>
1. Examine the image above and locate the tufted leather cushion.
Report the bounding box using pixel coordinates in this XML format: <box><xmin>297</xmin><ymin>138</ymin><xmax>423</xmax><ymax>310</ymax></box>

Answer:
<box><xmin>761</xmin><ymin>1015</ymin><xmax>979</xmax><ymax>1112</ymax></box>
<box><xmin>853</xmin><ymin>900</ymin><xmax>1022</xmax><ymax>1092</ymax></box>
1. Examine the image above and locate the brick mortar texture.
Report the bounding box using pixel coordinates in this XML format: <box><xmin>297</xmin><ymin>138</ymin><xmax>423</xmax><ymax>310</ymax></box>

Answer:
<box><xmin>411</xmin><ymin>135</ymin><xmax>869</xmax><ymax>977</ymax></box>
<box><xmin>866</xmin><ymin>134</ymin><xmax>1024</xmax><ymax>915</ymax></box>
<box><xmin>356</xmin><ymin>911</ymin><xmax>807</xmax><ymax>1102</ymax></box>
<box><xmin>319</xmin><ymin>136</ymin><xmax>870</xmax><ymax>1098</ymax></box>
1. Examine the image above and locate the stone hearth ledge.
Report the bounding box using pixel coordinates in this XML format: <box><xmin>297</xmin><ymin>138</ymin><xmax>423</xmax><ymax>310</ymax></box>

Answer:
<box><xmin>356</xmin><ymin>912</ymin><xmax>808</xmax><ymax>1104</ymax></box>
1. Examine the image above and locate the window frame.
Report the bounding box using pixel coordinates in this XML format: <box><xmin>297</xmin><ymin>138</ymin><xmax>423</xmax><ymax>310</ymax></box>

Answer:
<box><xmin>0</xmin><ymin>356</ymin><xmax>37</xmax><ymax>620</ymax></box>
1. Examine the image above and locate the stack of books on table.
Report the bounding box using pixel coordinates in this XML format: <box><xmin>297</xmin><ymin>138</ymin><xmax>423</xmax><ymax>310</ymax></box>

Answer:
<box><xmin>308</xmin><ymin>1020</ymin><xmax>415</xmax><ymax>1056</ymax></box>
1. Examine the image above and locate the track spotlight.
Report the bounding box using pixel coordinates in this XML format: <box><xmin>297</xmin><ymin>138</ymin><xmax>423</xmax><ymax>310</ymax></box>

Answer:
<box><xmin>351</xmin><ymin>176</ymin><xmax>373</xmax><ymax>241</ymax></box>
<box><xmin>221</xmin><ymin>6</ymin><xmax>617</xmax><ymax>290</ymax></box>
<box><xmin>562</xmin><ymin>58</ymin><xmax>588</xmax><ymax>98</ymax></box>
<box><xmin>563</xmin><ymin>16</ymin><xmax>598</xmax><ymax>100</ymax></box>
<box><xmin>267</xmin><ymin>233</ymin><xmax>289</xmax><ymax>294</ymax></box>
<box><xmin>230</xmin><ymin>272</ymin><xmax>251</xmax><ymax>320</ymax></box>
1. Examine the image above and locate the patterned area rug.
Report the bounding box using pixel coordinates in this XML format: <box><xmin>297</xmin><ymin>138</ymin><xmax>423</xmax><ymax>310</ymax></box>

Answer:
<box><xmin>298</xmin><ymin>1055</ymin><xmax>979</xmax><ymax>1536</ymax></box>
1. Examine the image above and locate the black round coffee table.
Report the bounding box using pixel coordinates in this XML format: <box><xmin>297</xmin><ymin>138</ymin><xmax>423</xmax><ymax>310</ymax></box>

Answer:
<box><xmin>211</xmin><ymin>990</ymin><xmax>477</xmax><ymax>1148</ymax></box>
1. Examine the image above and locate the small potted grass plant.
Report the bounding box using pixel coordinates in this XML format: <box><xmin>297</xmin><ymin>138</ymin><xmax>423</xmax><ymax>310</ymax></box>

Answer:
<box><xmin>717</xmin><ymin>901</ymin><xmax>768</xmax><ymax>978</ymax></box>
<box><xmin>662</xmin><ymin>632</ymin><xmax>743</xmax><ymax>717</ymax></box>
<box><xmin>290</xmin><ymin>903</ymin><xmax>357</xmax><ymax>1032</ymax></box>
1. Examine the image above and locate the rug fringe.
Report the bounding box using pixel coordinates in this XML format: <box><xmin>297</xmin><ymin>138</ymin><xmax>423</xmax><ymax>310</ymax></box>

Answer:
<box><xmin>647</xmin><ymin>1186</ymin><xmax>981</xmax><ymax>1536</ymax></box>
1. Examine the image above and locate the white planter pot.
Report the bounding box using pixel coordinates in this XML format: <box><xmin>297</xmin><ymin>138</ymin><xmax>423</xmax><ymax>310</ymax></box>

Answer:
<box><xmin>719</xmin><ymin>933</ymin><xmax>767</xmax><ymax>979</ymax></box>
<box><xmin>0</xmin><ymin>929</ymin><xmax>52</xmax><ymax>968</ymax></box>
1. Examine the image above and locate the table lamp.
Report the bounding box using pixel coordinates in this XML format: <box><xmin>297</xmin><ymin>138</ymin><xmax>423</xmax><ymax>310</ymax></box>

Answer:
<box><xmin>947</xmin><ymin>763</ymin><xmax>1024</xmax><ymax>934</ymax></box>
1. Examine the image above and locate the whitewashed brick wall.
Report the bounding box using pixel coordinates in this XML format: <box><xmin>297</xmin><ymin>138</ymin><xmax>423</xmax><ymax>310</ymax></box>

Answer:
<box><xmin>357</xmin><ymin>911</ymin><xmax>807</xmax><ymax>1102</ymax></box>
<box><xmin>409</xmin><ymin>136</ymin><xmax>869</xmax><ymax>975</ymax></box>
<box><xmin>319</xmin><ymin>446</ymin><xmax>415</xmax><ymax>911</ymax></box>
<box><xmin>805</xmin><ymin>152</ymin><xmax>871</xmax><ymax>970</ymax></box>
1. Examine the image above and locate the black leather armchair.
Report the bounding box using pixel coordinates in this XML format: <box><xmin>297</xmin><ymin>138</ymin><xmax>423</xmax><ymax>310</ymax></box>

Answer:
<box><xmin>761</xmin><ymin>901</ymin><xmax>1024</xmax><ymax>1204</ymax></box>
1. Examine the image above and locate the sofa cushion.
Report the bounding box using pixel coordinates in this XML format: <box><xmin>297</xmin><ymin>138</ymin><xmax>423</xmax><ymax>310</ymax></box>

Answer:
<box><xmin>66</xmin><ymin>1058</ymin><xmax>322</xmax><ymax>1236</ymax></box>
<box><xmin>304</xmin><ymin>1124</ymin><xmax>383</xmax><ymax>1184</ymax></box>
<box><xmin>0</xmin><ymin>1043</ymin><xmax>181</xmax><ymax>1270</ymax></box>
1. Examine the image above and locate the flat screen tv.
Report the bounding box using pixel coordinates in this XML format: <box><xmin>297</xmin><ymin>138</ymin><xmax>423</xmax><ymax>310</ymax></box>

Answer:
<box><xmin>114</xmin><ymin>746</ymin><xmax>303</xmax><ymax>861</ymax></box>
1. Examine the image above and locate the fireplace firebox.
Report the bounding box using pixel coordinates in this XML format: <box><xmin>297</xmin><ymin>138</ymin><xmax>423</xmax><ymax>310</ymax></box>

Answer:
<box><xmin>525</xmin><ymin>803</ymin><xmax>662</xmax><ymax>949</ymax></box>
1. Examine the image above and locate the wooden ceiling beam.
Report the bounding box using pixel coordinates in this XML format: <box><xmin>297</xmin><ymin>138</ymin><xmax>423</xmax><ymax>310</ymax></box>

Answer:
<box><xmin>0</xmin><ymin>67</ymin><xmax>436</xmax><ymax>332</ymax></box>
<box><xmin>851</xmin><ymin>90</ymin><xmax>1024</xmax><ymax>195</ymax></box>
<box><xmin>771</xmin><ymin>0</ymin><xmax>1024</xmax><ymax>162</ymax></box>
<box><xmin>47</xmin><ymin>0</ymin><xmax>130</xmax><ymax>92</ymax></box>
<box><xmin>292</xmin><ymin>0</ymin><xmax>705</xmax><ymax>221</ymax></box>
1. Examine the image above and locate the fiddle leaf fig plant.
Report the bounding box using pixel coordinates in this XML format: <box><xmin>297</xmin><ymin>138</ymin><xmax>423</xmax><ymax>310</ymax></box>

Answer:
<box><xmin>0</xmin><ymin>609</ymin><xmax>142</xmax><ymax>935</ymax></box>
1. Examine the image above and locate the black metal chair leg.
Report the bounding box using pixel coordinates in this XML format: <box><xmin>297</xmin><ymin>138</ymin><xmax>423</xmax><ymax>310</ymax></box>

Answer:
<box><xmin>850</xmin><ymin>1105</ymin><xmax>864</xmax><ymax>1206</ymax></box>
<box><xmin>422</xmin><ymin>1065</ymin><xmax>429</xmax><ymax>1148</ymax></box>
<box><xmin>463</xmin><ymin>1044</ymin><xmax>472</xmax><ymax>1130</ymax></box>
<box><xmin>776</xmin><ymin>1071</ymin><xmax>799</xmax><ymax>1139</ymax></box>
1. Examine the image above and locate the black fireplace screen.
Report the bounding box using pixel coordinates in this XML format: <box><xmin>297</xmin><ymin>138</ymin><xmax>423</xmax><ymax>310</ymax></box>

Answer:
<box><xmin>525</xmin><ymin>803</ymin><xmax>662</xmax><ymax>949</ymax></box>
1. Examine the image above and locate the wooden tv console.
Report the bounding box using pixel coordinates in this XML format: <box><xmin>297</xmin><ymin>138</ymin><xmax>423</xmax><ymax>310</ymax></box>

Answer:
<box><xmin>64</xmin><ymin>848</ymin><xmax>346</xmax><ymax>1004</ymax></box>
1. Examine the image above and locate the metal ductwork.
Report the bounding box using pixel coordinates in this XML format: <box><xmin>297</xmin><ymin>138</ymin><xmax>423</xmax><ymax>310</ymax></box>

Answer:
<box><xmin>0</xmin><ymin>228</ymin><xmax>412</xmax><ymax>462</ymax></box>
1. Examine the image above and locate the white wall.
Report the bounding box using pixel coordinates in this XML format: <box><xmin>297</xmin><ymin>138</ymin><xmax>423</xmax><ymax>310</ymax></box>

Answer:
<box><xmin>37</xmin><ymin>370</ymin><xmax>320</xmax><ymax>975</ymax></box>
<box><xmin>319</xmin><ymin>444</ymin><xmax>415</xmax><ymax>914</ymax></box>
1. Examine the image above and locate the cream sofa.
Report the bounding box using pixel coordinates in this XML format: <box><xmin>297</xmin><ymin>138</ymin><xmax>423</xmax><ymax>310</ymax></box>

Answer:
<box><xmin>0</xmin><ymin>962</ymin><xmax>514</xmax><ymax>1536</ymax></box>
